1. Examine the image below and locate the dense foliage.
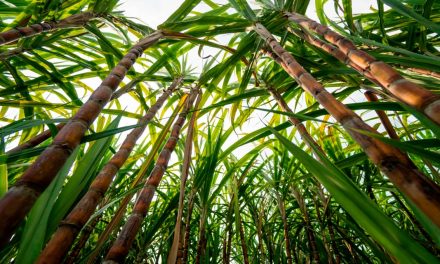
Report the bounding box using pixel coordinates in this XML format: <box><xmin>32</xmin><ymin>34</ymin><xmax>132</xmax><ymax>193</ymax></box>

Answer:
<box><xmin>0</xmin><ymin>0</ymin><xmax>439</xmax><ymax>263</ymax></box>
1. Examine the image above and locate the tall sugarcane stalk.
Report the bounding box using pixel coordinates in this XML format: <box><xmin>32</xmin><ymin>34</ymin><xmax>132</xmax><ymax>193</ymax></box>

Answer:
<box><xmin>167</xmin><ymin>90</ymin><xmax>201</xmax><ymax>264</ymax></box>
<box><xmin>0</xmin><ymin>31</ymin><xmax>163</xmax><ymax>247</ymax></box>
<box><xmin>364</xmin><ymin>91</ymin><xmax>399</xmax><ymax>140</ymax></box>
<box><xmin>36</xmin><ymin>77</ymin><xmax>182</xmax><ymax>264</ymax></box>
<box><xmin>276</xmin><ymin>194</ymin><xmax>293</xmax><ymax>264</ymax></box>
<box><xmin>408</xmin><ymin>68</ymin><xmax>440</xmax><ymax>79</ymax></box>
<box><xmin>285</xmin><ymin>12</ymin><xmax>440</xmax><ymax>125</ymax></box>
<box><xmin>254</xmin><ymin>23</ymin><xmax>440</xmax><ymax>228</ymax></box>
<box><xmin>103</xmin><ymin>89</ymin><xmax>198</xmax><ymax>263</ymax></box>
<box><xmin>179</xmin><ymin>188</ymin><xmax>196</xmax><ymax>264</ymax></box>
<box><xmin>195</xmin><ymin>209</ymin><xmax>208</xmax><ymax>264</ymax></box>
<box><xmin>291</xmin><ymin>187</ymin><xmax>320</xmax><ymax>263</ymax></box>
<box><xmin>0</xmin><ymin>12</ymin><xmax>97</xmax><ymax>46</ymax></box>
<box><xmin>64</xmin><ymin>214</ymin><xmax>102</xmax><ymax>264</ymax></box>
<box><xmin>86</xmin><ymin>98</ymin><xmax>185</xmax><ymax>264</ymax></box>
<box><xmin>238</xmin><ymin>217</ymin><xmax>250</xmax><ymax>264</ymax></box>
<box><xmin>6</xmin><ymin>123</ymin><xmax>65</xmax><ymax>155</ymax></box>
<box><xmin>266</xmin><ymin>84</ymin><xmax>325</xmax><ymax>159</ymax></box>
<box><xmin>268</xmin><ymin>80</ymin><xmax>337</xmax><ymax>263</ymax></box>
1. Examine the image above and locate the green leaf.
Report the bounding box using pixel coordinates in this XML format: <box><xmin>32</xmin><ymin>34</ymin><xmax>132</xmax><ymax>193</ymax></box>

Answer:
<box><xmin>269</xmin><ymin>126</ymin><xmax>439</xmax><ymax>264</ymax></box>
<box><xmin>379</xmin><ymin>0</ymin><xmax>440</xmax><ymax>34</ymax></box>
<box><xmin>228</xmin><ymin>0</ymin><xmax>257</xmax><ymax>21</ymax></box>
<box><xmin>46</xmin><ymin>115</ymin><xmax>122</xmax><ymax>237</ymax></box>
<box><xmin>15</xmin><ymin>147</ymin><xmax>80</xmax><ymax>264</ymax></box>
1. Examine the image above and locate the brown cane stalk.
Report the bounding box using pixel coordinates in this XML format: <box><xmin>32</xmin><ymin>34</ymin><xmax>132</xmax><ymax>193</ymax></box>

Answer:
<box><xmin>86</xmin><ymin>97</ymin><xmax>186</xmax><ymax>264</ymax></box>
<box><xmin>0</xmin><ymin>12</ymin><xmax>97</xmax><ymax>46</ymax></box>
<box><xmin>266</xmin><ymin>68</ymin><xmax>342</xmax><ymax>263</ymax></box>
<box><xmin>6</xmin><ymin>123</ymin><xmax>65</xmax><ymax>155</ymax></box>
<box><xmin>287</xmin><ymin>28</ymin><xmax>380</xmax><ymax>85</ymax></box>
<box><xmin>0</xmin><ymin>30</ymin><xmax>163</xmax><ymax>247</ymax></box>
<box><xmin>364</xmin><ymin>91</ymin><xmax>399</xmax><ymax>140</ymax></box>
<box><xmin>276</xmin><ymin>194</ymin><xmax>293</xmax><ymax>264</ymax></box>
<box><xmin>36</xmin><ymin>77</ymin><xmax>182</xmax><ymax>264</ymax></box>
<box><xmin>365</xmin><ymin>90</ymin><xmax>439</xmax><ymax>178</ymax></box>
<box><xmin>254</xmin><ymin>22</ymin><xmax>440</xmax><ymax>228</ymax></box>
<box><xmin>103</xmin><ymin>89</ymin><xmax>198</xmax><ymax>263</ymax></box>
<box><xmin>64</xmin><ymin>215</ymin><xmax>101</xmax><ymax>264</ymax></box>
<box><xmin>222</xmin><ymin>229</ymin><xmax>228</xmax><ymax>264</ymax></box>
<box><xmin>167</xmin><ymin>90</ymin><xmax>202</xmax><ymax>264</ymax></box>
<box><xmin>225</xmin><ymin>219</ymin><xmax>233</xmax><ymax>264</ymax></box>
<box><xmin>266</xmin><ymin>84</ymin><xmax>325</xmax><ymax>159</ymax></box>
<box><xmin>195</xmin><ymin>212</ymin><xmax>207</xmax><ymax>264</ymax></box>
<box><xmin>407</xmin><ymin>68</ymin><xmax>440</xmax><ymax>79</ymax></box>
<box><xmin>291</xmin><ymin>187</ymin><xmax>320</xmax><ymax>263</ymax></box>
<box><xmin>238</xmin><ymin>217</ymin><xmax>250</xmax><ymax>264</ymax></box>
<box><xmin>257</xmin><ymin>204</ymin><xmax>266</xmax><ymax>261</ymax></box>
<box><xmin>326</xmin><ymin>208</ymin><xmax>341</xmax><ymax>264</ymax></box>
<box><xmin>179</xmin><ymin>189</ymin><xmax>196</xmax><ymax>264</ymax></box>
<box><xmin>285</xmin><ymin>12</ymin><xmax>440</xmax><ymax>125</ymax></box>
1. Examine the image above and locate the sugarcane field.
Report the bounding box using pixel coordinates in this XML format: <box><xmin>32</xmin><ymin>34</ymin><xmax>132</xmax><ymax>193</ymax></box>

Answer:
<box><xmin>0</xmin><ymin>0</ymin><xmax>439</xmax><ymax>263</ymax></box>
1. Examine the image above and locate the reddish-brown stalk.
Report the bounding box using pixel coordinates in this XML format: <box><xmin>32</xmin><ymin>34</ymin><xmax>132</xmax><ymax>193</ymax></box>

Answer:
<box><xmin>86</xmin><ymin>96</ymin><xmax>187</xmax><ymax>264</ymax></box>
<box><xmin>254</xmin><ymin>22</ymin><xmax>440</xmax><ymax>228</ymax></box>
<box><xmin>0</xmin><ymin>12</ymin><xmax>97</xmax><ymax>46</ymax></box>
<box><xmin>0</xmin><ymin>31</ymin><xmax>164</xmax><ymax>247</ymax></box>
<box><xmin>36</xmin><ymin>77</ymin><xmax>182</xmax><ymax>264</ymax></box>
<box><xmin>103</xmin><ymin>89</ymin><xmax>198</xmax><ymax>263</ymax></box>
<box><xmin>167</xmin><ymin>90</ymin><xmax>202</xmax><ymax>264</ymax></box>
<box><xmin>6</xmin><ymin>123</ymin><xmax>65</xmax><ymax>155</ymax></box>
<box><xmin>364</xmin><ymin>91</ymin><xmax>399</xmax><ymax>140</ymax></box>
<box><xmin>285</xmin><ymin>12</ymin><xmax>440</xmax><ymax>125</ymax></box>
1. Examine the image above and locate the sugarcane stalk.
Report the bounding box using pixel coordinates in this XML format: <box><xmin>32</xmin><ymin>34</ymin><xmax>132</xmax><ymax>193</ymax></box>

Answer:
<box><xmin>366</xmin><ymin>90</ymin><xmax>439</xmax><ymax>178</ymax></box>
<box><xmin>238</xmin><ymin>217</ymin><xmax>250</xmax><ymax>264</ymax></box>
<box><xmin>6</xmin><ymin>123</ymin><xmax>65</xmax><ymax>155</ymax></box>
<box><xmin>195</xmin><ymin>211</ymin><xmax>207</xmax><ymax>264</ymax></box>
<box><xmin>285</xmin><ymin>12</ymin><xmax>440</xmax><ymax>125</ymax></box>
<box><xmin>103</xmin><ymin>89</ymin><xmax>198</xmax><ymax>263</ymax></box>
<box><xmin>86</xmin><ymin>97</ymin><xmax>186</xmax><ymax>264</ymax></box>
<box><xmin>111</xmin><ymin>79</ymin><xmax>140</xmax><ymax>100</ymax></box>
<box><xmin>0</xmin><ymin>30</ymin><xmax>163</xmax><ymax>247</ymax></box>
<box><xmin>288</xmin><ymin>28</ymin><xmax>380</xmax><ymax>85</ymax></box>
<box><xmin>0</xmin><ymin>12</ymin><xmax>97</xmax><ymax>46</ymax></box>
<box><xmin>408</xmin><ymin>68</ymin><xmax>440</xmax><ymax>79</ymax></box>
<box><xmin>222</xmin><ymin>228</ymin><xmax>228</xmax><ymax>264</ymax></box>
<box><xmin>266</xmin><ymin>84</ymin><xmax>325</xmax><ymax>159</ymax></box>
<box><xmin>36</xmin><ymin>77</ymin><xmax>182</xmax><ymax>264</ymax></box>
<box><xmin>276</xmin><ymin>194</ymin><xmax>293</xmax><ymax>264</ymax></box>
<box><xmin>364</xmin><ymin>91</ymin><xmax>399</xmax><ymax>140</ymax></box>
<box><xmin>167</xmin><ymin>90</ymin><xmax>201</xmax><ymax>264</ymax></box>
<box><xmin>256</xmin><ymin>206</ymin><xmax>266</xmax><ymax>262</ymax></box>
<box><xmin>326</xmin><ymin>209</ymin><xmax>341</xmax><ymax>264</ymax></box>
<box><xmin>224</xmin><ymin>219</ymin><xmax>233</xmax><ymax>264</ymax></box>
<box><xmin>180</xmin><ymin>189</ymin><xmax>196</xmax><ymax>264</ymax></box>
<box><xmin>291</xmin><ymin>187</ymin><xmax>320</xmax><ymax>263</ymax></box>
<box><xmin>254</xmin><ymin>22</ymin><xmax>440</xmax><ymax>228</ymax></box>
<box><xmin>64</xmin><ymin>215</ymin><xmax>102</xmax><ymax>264</ymax></box>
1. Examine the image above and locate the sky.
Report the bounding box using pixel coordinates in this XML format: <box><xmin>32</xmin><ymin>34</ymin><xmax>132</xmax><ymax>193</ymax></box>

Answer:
<box><xmin>119</xmin><ymin>0</ymin><xmax>378</xmax><ymax>29</ymax></box>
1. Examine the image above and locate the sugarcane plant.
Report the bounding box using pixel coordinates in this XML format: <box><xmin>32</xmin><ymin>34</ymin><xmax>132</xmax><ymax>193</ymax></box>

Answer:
<box><xmin>0</xmin><ymin>0</ymin><xmax>439</xmax><ymax>263</ymax></box>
